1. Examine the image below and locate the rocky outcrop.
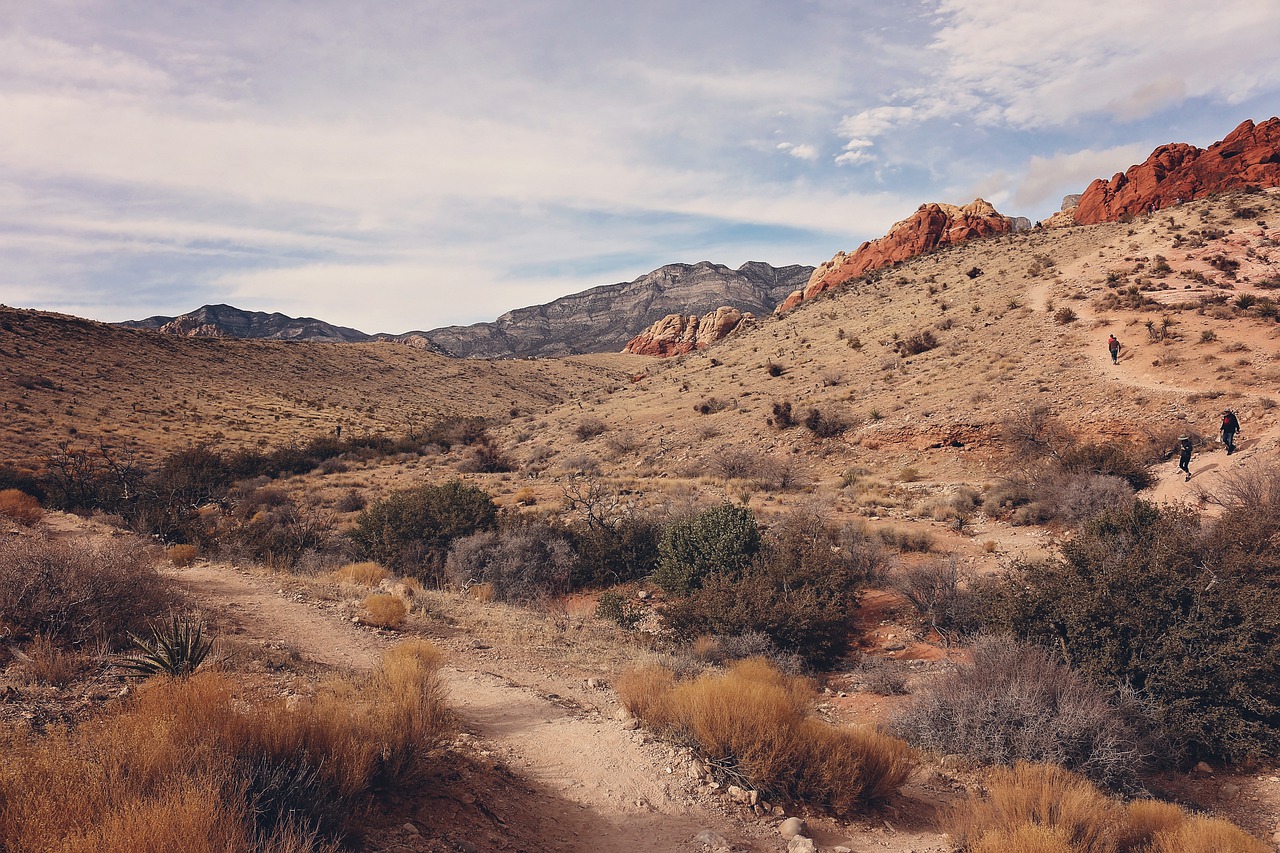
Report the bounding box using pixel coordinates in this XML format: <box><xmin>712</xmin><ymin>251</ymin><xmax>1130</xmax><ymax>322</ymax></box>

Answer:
<box><xmin>623</xmin><ymin>307</ymin><xmax>752</xmax><ymax>356</ymax></box>
<box><xmin>1074</xmin><ymin>117</ymin><xmax>1280</xmax><ymax>224</ymax></box>
<box><xmin>779</xmin><ymin>199</ymin><xmax>1015</xmax><ymax>312</ymax></box>
<box><xmin>425</xmin><ymin>261</ymin><xmax>811</xmax><ymax>358</ymax></box>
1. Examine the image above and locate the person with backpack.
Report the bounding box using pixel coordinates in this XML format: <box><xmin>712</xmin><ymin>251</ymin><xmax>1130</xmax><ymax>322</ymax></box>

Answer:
<box><xmin>1107</xmin><ymin>334</ymin><xmax>1121</xmax><ymax>364</ymax></box>
<box><xmin>1177</xmin><ymin>435</ymin><xmax>1193</xmax><ymax>481</ymax></box>
<box><xmin>1221</xmin><ymin>410</ymin><xmax>1241</xmax><ymax>455</ymax></box>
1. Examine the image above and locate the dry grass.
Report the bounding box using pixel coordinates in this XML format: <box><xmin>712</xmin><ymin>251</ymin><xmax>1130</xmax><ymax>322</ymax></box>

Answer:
<box><xmin>0</xmin><ymin>640</ymin><xmax>448</xmax><ymax>850</ymax></box>
<box><xmin>617</xmin><ymin>657</ymin><xmax>912</xmax><ymax>814</ymax></box>
<box><xmin>361</xmin><ymin>592</ymin><xmax>408</xmax><ymax>628</ymax></box>
<box><xmin>165</xmin><ymin>543</ymin><xmax>199</xmax><ymax>567</ymax></box>
<box><xmin>950</xmin><ymin>761</ymin><xmax>1267</xmax><ymax>853</ymax></box>
<box><xmin>331</xmin><ymin>561</ymin><xmax>390</xmax><ymax>586</ymax></box>
<box><xmin>0</xmin><ymin>488</ymin><xmax>43</xmax><ymax>525</ymax></box>
<box><xmin>17</xmin><ymin>634</ymin><xmax>83</xmax><ymax>686</ymax></box>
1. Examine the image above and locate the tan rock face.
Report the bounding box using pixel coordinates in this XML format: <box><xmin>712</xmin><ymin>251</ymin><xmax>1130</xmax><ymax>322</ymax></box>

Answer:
<box><xmin>623</xmin><ymin>307</ymin><xmax>751</xmax><ymax>356</ymax></box>
<box><xmin>1073</xmin><ymin>117</ymin><xmax>1280</xmax><ymax>225</ymax></box>
<box><xmin>782</xmin><ymin>199</ymin><xmax>1013</xmax><ymax>311</ymax></box>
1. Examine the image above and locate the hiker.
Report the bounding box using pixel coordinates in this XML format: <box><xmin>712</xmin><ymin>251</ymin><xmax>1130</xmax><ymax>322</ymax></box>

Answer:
<box><xmin>1177</xmin><ymin>435</ymin><xmax>1193</xmax><ymax>481</ymax></box>
<box><xmin>1107</xmin><ymin>334</ymin><xmax>1121</xmax><ymax>364</ymax></box>
<box><xmin>1221</xmin><ymin>410</ymin><xmax>1241</xmax><ymax>455</ymax></box>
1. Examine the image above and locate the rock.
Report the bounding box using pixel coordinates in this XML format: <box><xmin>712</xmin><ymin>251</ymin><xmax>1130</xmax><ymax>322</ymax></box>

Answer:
<box><xmin>781</xmin><ymin>198</ymin><xmax>1015</xmax><ymax>312</ymax></box>
<box><xmin>1074</xmin><ymin>118</ymin><xmax>1280</xmax><ymax>225</ymax></box>
<box><xmin>1195</xmin><ymin>761</ymin><xmax>1215</xmax><ymax>774</ymax></box>
<box><xmin>693</xmin><ymin>829</ymin><xmax>734</xmax><ymax>853</ymax></box>
<box><xmin>689</xmin><ymin>758</ymin><xmax>710</xmax><ymax>780</ymax></box>
<box><xmin>402</xmin><ymin>822</ymin><xmax>420</xmax><ymax>834</ymax></box>
<box><xmin>727</xmin><ymin>785</ymin><xmax>753</xmax><ymax>804</ymax></box>
<box><xmin>1220</xmin><ymin>782</ymin><xmax>1241</xmax><ymax>799</ymax></box>
<box><xmin>778</xmin><ymin>817</ymin><xmax>808</xmax><ymax>840</ymax></box>
<box><xmin>623</xmin><ymin>306</ymin><xmax>754</xmax><ymax>356</ymax></box>
<box><xmin>786</xmin><ymin>837</ymin><xmax>817</xmax><ymax>853</ymax></box>
<box><xmin>833</xmin><ymin>848</ymin><xmax>853</xmax><ymax>853</ymax></box>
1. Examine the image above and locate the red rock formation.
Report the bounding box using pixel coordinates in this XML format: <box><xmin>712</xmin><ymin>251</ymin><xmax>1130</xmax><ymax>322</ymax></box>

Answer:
<box><xmin>623</xmin><ymin>307</ymin><xmax>752</xmax><ymax>356</ymax></box>
<box><xmin>781</xmin><ymin>199</ymin><xmax>1013</xmax><ymax>312</ymax></box>
<box><xmin>1074</xmin><ymin>118</ymin><xmax>1280</xmax><ymax>225</ymax></box>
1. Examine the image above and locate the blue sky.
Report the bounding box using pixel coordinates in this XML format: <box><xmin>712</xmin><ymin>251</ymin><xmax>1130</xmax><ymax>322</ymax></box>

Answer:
<box><xmin>1</xmin><ymin>1</ymin><xmax>1278</xmax><ymax>333</ymax></box>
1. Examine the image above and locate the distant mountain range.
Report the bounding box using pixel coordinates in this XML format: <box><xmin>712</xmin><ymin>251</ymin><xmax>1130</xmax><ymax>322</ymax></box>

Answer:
<box><xmin>117</xmin><ymin>260</ymin><xmax>813</xmax><ymax>357</ymax></box>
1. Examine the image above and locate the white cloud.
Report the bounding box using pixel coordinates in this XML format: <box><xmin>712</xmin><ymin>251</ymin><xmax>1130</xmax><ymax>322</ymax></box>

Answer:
<box><xmin>776</xmin><ymin>142</ymin><xmax>819</xmax><ymax>161</ymax></box>
<box><xmin>1014</xmin><ymin>144</ymin><xmax>1151</xmax><ymax>210</ymax></box>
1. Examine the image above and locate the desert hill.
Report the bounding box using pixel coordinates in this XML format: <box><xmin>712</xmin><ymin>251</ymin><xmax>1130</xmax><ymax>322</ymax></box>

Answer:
<box><xmin>0</xmin><ymin>306</ymin><xmax>638</xmax><ymax>470</ymax></box>
<box><xmin>119</xmin><ymin>303</ymin><xmax>380</xmax><ymax>345</ymax></box>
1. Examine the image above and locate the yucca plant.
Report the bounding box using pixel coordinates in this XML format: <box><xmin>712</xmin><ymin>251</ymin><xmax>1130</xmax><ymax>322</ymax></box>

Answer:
<box><xmin>119</xmin><ymin>612</ymin><xmax>214</xmax><ymax>677</ymax></box>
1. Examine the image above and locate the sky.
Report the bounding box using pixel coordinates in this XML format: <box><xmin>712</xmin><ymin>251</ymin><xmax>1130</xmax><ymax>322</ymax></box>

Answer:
<box><xmin>1</xmin><ymin>1</ymin><xmax>1278</xmax><ymax>334</ymax></box>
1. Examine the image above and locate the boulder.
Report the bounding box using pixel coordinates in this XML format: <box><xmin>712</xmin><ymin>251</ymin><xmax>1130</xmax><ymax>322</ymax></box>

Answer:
<box><xmin>778</xmin><ymin>817</ymin><xmax>808</xmax><ymax>840</ymax></box>
<box><xmin>786</xmin><ymin>837</ymin><xmax>817</xmax><ymax>853</ymax></box>
<box><xmin>1074</xmin><ymin>117</ymin><xmax>1280</xmax><ymax>224</ymax></box>
<box><xmin>783</xmin><ymin>199</ymin><xmax>1014</xmax><ymax>312</ymax></box>
<box><xmin>623</xmin><ymin>307</ymin><xmax>753</xmax><ymax>356</ymax></box>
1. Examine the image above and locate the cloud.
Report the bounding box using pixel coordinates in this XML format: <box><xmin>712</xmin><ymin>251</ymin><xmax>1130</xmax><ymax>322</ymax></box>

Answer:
<box><xmin>1014</xmin><ymin>144</ymin><xmax>1152</xmax><ymax>210</ymax></box>
<box><xmin>776</xmin><ymin>142</ymin><xmax>819</xmax><ymax>161</ymax></box>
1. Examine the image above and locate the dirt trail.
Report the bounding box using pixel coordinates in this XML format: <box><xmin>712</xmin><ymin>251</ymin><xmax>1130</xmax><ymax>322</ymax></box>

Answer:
<box><xmin>169</xmin><ymin>562</ymin><xmax>761</xmax><ymax>853</ymax></box>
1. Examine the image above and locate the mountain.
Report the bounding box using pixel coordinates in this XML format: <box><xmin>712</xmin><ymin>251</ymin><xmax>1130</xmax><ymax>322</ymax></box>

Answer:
<box><xmin>1073</xmin><ymin>117</ymin><xmax>1280</xmax><ymax>224</ymax></box>
<box><xmin>422</xmin><ymin>261</ymin><xmax>813</xmax><ymax>358</ymax></box>
<box><xmin>119</xmin><ymin>304</ymin><xmax>374</xmax><ymax>344</ymax></box>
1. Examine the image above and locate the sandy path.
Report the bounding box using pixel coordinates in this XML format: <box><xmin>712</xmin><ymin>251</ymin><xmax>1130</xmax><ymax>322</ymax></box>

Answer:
<box><xmin>169</xmin><ymin>562</ymin><xmax>754</xmax><ymax>853</ymax></box>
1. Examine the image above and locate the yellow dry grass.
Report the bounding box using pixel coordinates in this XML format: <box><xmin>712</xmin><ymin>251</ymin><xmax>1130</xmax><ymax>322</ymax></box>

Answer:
<box><xmin>361</xmin><ymin>592</ymin><xmax>408</xmax><ymax>628</ymax></box>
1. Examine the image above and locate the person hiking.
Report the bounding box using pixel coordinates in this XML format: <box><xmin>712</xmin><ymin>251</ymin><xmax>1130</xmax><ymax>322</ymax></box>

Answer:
<box><xmin>1107</xmin><ymin>334</ymin><xmax>1121</xmax><ymax>364</ymax></box>
<box><xmin>1177</xmin><ymin>435</ymin><xmax>1193</xmax><ymax>481</ymax></box>
<box><xmin>1221</xmin><ymin>410</ymin><xmax>1241</xmax><ymax>455</ymax></box>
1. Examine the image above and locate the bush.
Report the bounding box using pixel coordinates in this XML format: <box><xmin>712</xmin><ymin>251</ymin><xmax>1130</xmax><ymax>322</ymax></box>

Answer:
<box><xmin>950</xmin><ymin>762</ymin><xmax>1266</xmax><ymax>853</ymax></box>
<box><xmin>803</xmin><ymin>407</ymin><xmax>850</xmax><ymax>438</ymax></box>
<box><xmin>568</xmin><ymin>514</ymin><xmax>662</xmax><ymax>588</ymax></box>
<box><xmin>768</xmin><ymin>400</ymin><xmax>796</xmax><ymax>429</ymax></box>
<box><xmin>888</xmin><ymin>554</ymin><xmax>987</xmax><ymax>641</ymax></box>
<box><xmin>617</xmin><ymin>658</ymin><xmax>912</xmax><ymax>814</ymax></box>
<box><xmin>118</xmin><ymin>613</ymin><xmax>215</xmax><ymax>678</ymax></box>
<box><xmin>0</xmin><ymin>642</ymin><xmax>447</xmax><ymax>849</ymax></box>
<box><xmin>595</xmin><ymin>590</ymin><xmax>645</xmax><ymax>629</ymax></box>
<box><xmin>349</xmin><ymin>480</ymin><xmax>498</xmax><ymax>583</ymax></box>
<box><xmin>895</xmin><ymin>329</ymin><xmax>938</xmax><ymax>356</ymax></box>
<box><xmin>444</xmin><ymin>522</ymin><xmax>575</xmax><ymax>604</ymax></box>
<box><xmin>0</xmin><ymin>536</ymin><xmax>172</xmax><ymax>648</ymax></box>
<box><xmin>892</xmin><ymin>638</ymin><xmax>1149</xmax><ymax>790</ymax></box>
<box><xmin>989</xmin><ymin>498</ymin><xmax>1280</xmax><ymax>763</ymax></box>
<box><xmin>0</xmin><ymin>488</ymin><xmax>43</xmax><ymax>525</ymax></box>
<box><xmin>360</xmin><ymin>593</ymin><xmax>408</xmax><ymax>629</ymax></box>
<box><xmin>331</xmin><ymin>562</ymin><xmax>390</xmax><ymax>586</ymax></box>
<box><xmin>660</xmin><ymin>508</ymin><xmax>863</xmax><ymax>667</ymax></box>
<box><xmin>653</xmin><ymin>503</ymin><xmax>761</xmax><ymax>597</ymax></box>
<box><xmin>573</xmin><ymin>417</ymin><xmax>608</xmax><ymax>440</ymax></box>
<box><xmin>166</xmin><ymin>544</ymin><xmax>199</xmax><ymax>567</ymax></box>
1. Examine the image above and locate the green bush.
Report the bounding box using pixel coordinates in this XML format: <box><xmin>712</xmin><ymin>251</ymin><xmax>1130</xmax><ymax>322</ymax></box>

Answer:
<box><xmin>350</xmin><ymin>479</ymin><xmax>498</xmax><ymax>583</ymax></box>
<box><xmin>595</xmin><ymin>590</ymin><xmax>645</xmax><ymax>629</ymax></box>
<box><xmin>653</xmin><ymin>503</ymin><xmax>760</xmax><ymax>597</ymax></box>
<box><xmin>568</xmin><ymin>514</ymin><xmax>662</xmax><ymax>588</ymax></box>
<box><xmin>659</xmin><ymin>509</ymin><xmax>863</xmax><ymax>667</ymax></box>
<box><xmin>988</xmin><ymin>498</ymin><xmax>1280</xmax><ymax>763</ymax></box>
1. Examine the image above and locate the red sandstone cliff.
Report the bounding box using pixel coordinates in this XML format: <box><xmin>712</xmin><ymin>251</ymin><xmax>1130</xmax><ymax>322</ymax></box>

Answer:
<box><xmin>623</xmin><ymin>307</ymin><xmax>752</xmax><ymax>356</ymax></box>
<box><xmin>1074</xmin><ymin>118</ymin><xmax>1280</xmax><ymax>225</ymax></box>
<box><xmin>780</xmin><ymin>199</ymin><xmax>1014</xmax><ymax>312</ymax></box>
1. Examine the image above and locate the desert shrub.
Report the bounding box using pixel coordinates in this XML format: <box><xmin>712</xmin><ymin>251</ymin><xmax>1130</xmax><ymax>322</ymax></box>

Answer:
<box><xmin>989</xmin><ymin>498</ymin><xmax>1280</xmax><ymax>763</ymax></box>
<box><xmin>331</xmin><ymin>561</ymin><xmax>390</xmax><ymax>586</ymax></box>
<box><xmin>693</xmin><ymin>632</ymin><xmax>805</xmax><ymax>674</ymax></box>
<box><xmin>617</xmin><ymin>658</ymin><xmax>912</xmax><ymax>814</ymax></box>
<box><xmin>568</xmin><ymin>513</ymin><xmax>662</xmax><ymax>588</ymax></box>
<box><xmin>874</xmin><ymin>525</ymin><xmax>934</xmax><ymax>553</ymax></box>
<box><xmin>895</xmin><ymin>329</ymin><xmax>938</xmax><ymax>355</ymax></box>
<box><xmin>444</xmin><ymin>521</ymin><xmax>575</xmax><ymax>604</ymax></box>
<box><xmin>223</xmin><ymin>489</ymin><xmax>335</xmax><ymax>569</ymax></box>
<box><xmin>349</xmin><ymin>479</ymin><xmax>497</xmax><ymax>583</ymax></box>
<box><xmin>0</xmin><ymin>641</ymin><xmax>446</xmax><ymax>850</ymax></box>
<box><xmin>118</xmin><ymin>613</ymin><xmax>215</xmax><ymax>678</ymax></box>
<box><xmin>573</xmin><ymin>417</ymin><xmax>608</xmax><ymax>440</ymax></box>
<box><xmin>803</xmin><ymin>407</ymin><xmax>850</xmax><ymax>438</ymax></box>
<box><xmin>0</xmin><ymin>488</ymin><xmax>43</xmax><ymax>525</ymax></box>
<box><xmin>660</xmin><ymin>508</ymin><xmax>862</xmax><ymax>667</ymax></box>
<box><xmin>360</xmin><ymin>593</ymin><xmax>408</xmax><ymax>629</ymax></box>
<box><xmin>455</xmin><ymin>434</ymin><xmax>513</xmax><ymax>473</ymax></box>
<box><xmin>950</xmin><ymin>761</ymin><xmax>1265</xmax><ymax>853</ymax></box>
<box><xmin>0</xmin><ymin>464</ymin><xmax>45</xmax><ymax>502</ymax></box>
<box><xmin>594</xmin><ymin>590</ymin><xmax>645</xmax><ymax>629</ymax></box>
<box><xmin>1053</xmin><ymin>306</ymin><xmax>1078</xmax><ymax>324</ymax></box>
<box><xmin>166</xmin><ymin>544</ymin><xmax>199</xmax><ymax>566</ymax></box>
<box><xmin>768</xmin><ymin>400</ymin><xmax>796</xmax><ymax>429</ymax></box>
<box><xmin>1057</xmin><ymin>442</ymin><xmax>1152</xmax><ymax>491</ymax></box>
<box><xmin>888</xmin><ymin>554</ymin><xmax>986</xmax><ymax>641</ymax></box>
<box><xmin>948</xmin><ymin>762</ymin><xmax>1122</xmax><ymax>853</ymax></box>
<box><xmin>892</xmin><ymin>638</ymin><xmax>1148</xmax><ymax>790</ymax></box>
<box><xmin>653</xmin><ymin>503</ymin><xmax>761</xmax><ymax>597</ymax></box>
<box><xmin>0</xmin><ymin>536</ymin><xmax>171</xmax><ymax>648</ymax></box>
<box><xmin>18</xmin><ymin>634</ymin><xmax>83</xmax><ymax>686</ymax></box>
<box><xmin>334</xmin><ymin>489</ymin><xmax>366</xmax><ymax>513</ymax></box>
